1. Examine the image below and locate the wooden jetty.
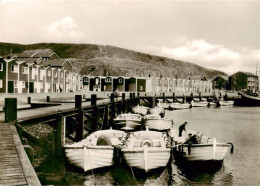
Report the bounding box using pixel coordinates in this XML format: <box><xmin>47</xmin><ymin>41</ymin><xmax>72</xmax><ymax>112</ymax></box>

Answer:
<box><xmin>0</xmin><ymin>122</ymin><xmax>40</xmax><ymax>185</ymax></box>
<box><xmin>0</xmin><ymin>91</ymin><xmax>237</xmax><ymax>184</ymax></box>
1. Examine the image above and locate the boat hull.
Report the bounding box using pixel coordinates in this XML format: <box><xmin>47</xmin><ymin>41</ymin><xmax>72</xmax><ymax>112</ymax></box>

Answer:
<box><xmin>169</xmin><ymin>103</ymin><xmax>190</xmax><ymax>110</ymax></box>
<box><xmin>145</xmin><ymin>119</ymin><xmax>173</xmax><ymax>131</ymax></box>
<box><xmin>175</xmin><ymin>144</ymin><xmax>230</xmax><ymax>161</ymax></box>
<box><xmin>132</xmin><ymin>106</ymin><xmax>149</xmax><ymax>115</ymax></box>
<box><xmin>148</xmin><ymin>107</ymin><xmax>165</xmax><ymax>116</ymax></box>
<box><xmin>191</xmin><ymin>100</ymin><xmax>208</xmax><ymax>107</ymax></box>
<box><xmin>122</xmin><ymin>149</ymin><xmax>171</xmax><ymax>172</ymax></box>
<box><xmin>218</xmin><ymin>100</ymin><xmax>234</xmax><ymax>106</ymax></box>
<box><xmin>114</xmin><ymin>120</ymin><xmax>142</xmax><ymax>131</ymax></box>
<box><xmin>64</xmin><ymin>146</ymin><xmax>115</xmax><ymax>172</ymax></box>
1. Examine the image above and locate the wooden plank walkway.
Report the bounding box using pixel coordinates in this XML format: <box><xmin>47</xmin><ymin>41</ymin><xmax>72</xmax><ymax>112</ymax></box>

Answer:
<box><xmin>0</xmin><ymin>123</ymin><xmax>41</xmax><ymax>185</ymax></box>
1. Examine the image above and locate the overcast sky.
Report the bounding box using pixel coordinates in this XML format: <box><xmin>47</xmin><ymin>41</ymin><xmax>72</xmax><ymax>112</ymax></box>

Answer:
<box><xmin>0</xmin><ymin>0</ymin><xmax>259</xmax><ymax>75</ymax></box>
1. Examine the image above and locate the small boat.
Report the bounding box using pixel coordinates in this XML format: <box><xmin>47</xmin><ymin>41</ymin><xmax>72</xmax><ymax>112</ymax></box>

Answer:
<box><xmin>190</xmin><ymin>98</ymin><xmax>208</xmax><ymax>107</ymax></box>
<box><xmin>113</xmin><ymin>113</ymin><xmax>143</xmax><ymax>131</ymax></box>
<box><xmin>132</xmin><ymin>105</ymin><xmax>149</xmax><ymax>116</ymax></box>
<box><xmin>169</xmin><ymin>102</ymin><xmax>191</xmax><ymax>110</ymax></box>
<box><xmin>157</xmin><ymin>101</ymin><xmax>170</xmax><ymax>109</ymax></box>
<box><xmin>218</xmin><ymin>100</ymin><xmax>234</xmax><ymax>106</ymax></box>
<box><xmin>148</xmin><ymin>106</ymin><xmax>165</xmax><ymax>117</ymax></box>
<box><xmin>144</xmin><ymin>114</ymin><xmax>174</xmax><ymax>131</ymax></box>
<box><xmin>208</xmin><ymin>101</ymin><xmax>218</xmax><ymax>106</ymax></box>
<box><xmin>171</xmin><ymin>130</ymin><xmax>233</xmax><ymax>162</ymax></box>
<box><xmin>121</xmin><ymin>130</ymin><xmax>171</xmax><ymax>172</ymax></box>
<box><xmin>64</xmin><ymin>129</ymin><xmax>125</xmax><ymax>172</ymax></box>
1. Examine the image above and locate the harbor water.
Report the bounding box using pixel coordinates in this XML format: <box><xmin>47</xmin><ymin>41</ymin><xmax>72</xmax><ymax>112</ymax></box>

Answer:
<box><xmin>35</xmin><ymin>106</ymin><xmax>260</xmax><ymax>185</ymax></box>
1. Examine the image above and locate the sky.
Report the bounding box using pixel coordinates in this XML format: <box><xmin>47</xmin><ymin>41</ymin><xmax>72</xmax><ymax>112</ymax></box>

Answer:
<box><xmin>0</xmin><ymin>0</ymin><xmax>259</xmax><ymax>75</ymax></box>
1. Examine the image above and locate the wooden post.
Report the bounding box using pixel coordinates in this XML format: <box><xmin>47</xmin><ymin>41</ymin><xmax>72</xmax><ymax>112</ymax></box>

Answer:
<box><xmin>52</xmin><ymin>114</ymin><xmax>65</xmax><ymax>157</ymax></box>
<box><xmin>183</xmin><ymin>94</ymin><xmax>186</xmax><ymax>104</ymax></box>
<box><xmin>191</xmin><ymin>93</ymin><xmax>193</xmax><ymax>99</ymax></box>
<box><xmin>76</xmin><ymin>109</ymin><xmax>84</xmax><ymax>141</ymax></box>
<box><xmin>199</xmin><ymin>92</ymin><xmax>202</xmax><ymax>101</ymax></box>
<box><xmin>75</xmin><ymin>95</ymin><xmax>82</xmax><ymax>109</ymax></box>
<box><xmin>163</xmin><ymin>92</ymin><xmax>165</xmax><ymax>102</ymax></box>
<box><xmin>110</xmin><ymin>93</ymin><xmax>115</xmax><ymax>102</ymax></box>
<box><xmin>224</xmin><ymin>93</ymin><xmax>228</xmax><ymax>101</ymax></box>
<box><xmin>27</xmin><ymin>97</ymin><xmax>31</xmax><ymax>104</ymax></box>
<box><xmin>103</xmin><ymin>104</ymin><xmax>109</xmax><ymax>129</ymax></box>
<box><xmin>172</xmin><ymin>93</ymin><xmax>175</xmax><ymax>103</ymax></box>
<box><xmin>92</xmin><ymin>107</ymin><xmax>99</xmax><ymax>132</ymax></box>
<box><xmin>5</xmin><ymin>98</ymin><xmax>17</xmax><ymax>123</ymax></box>
<box><xmin>47</xmin><ymin>96</ymin><xmax>50</xmax><ymax>102</ymax></box>
<box><xmin>151</xmin><ymin>97</ymin><xmax>156</xmax><ymax>108</ymax></box>
<box><xmin>122</xmin><ymin>93</ymin><xmax>126</xmax><ymax>113</ymax></box>
<box><xmin>111</xmin><ymin>93</ymin><xmax>116</xmax><ymax>119</ymax></box>
<box><xmin>130</xmin><ymin>93</ymin><xmax>133</xmax><ymax>99</ymax></box>
<box><xmin>91</xmin><ymin>94</ymin><xmax>97</xmax><ymax>106</ymax></box>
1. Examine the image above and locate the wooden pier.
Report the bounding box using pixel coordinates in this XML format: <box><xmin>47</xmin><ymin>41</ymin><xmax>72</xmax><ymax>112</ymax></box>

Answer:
<box><xmin>0</xmin><ymin>123</ymin><xmax>40</xmax><ymax>185</ymax></box>
<box><xmin>0</xmin><ymin>91</ymin><xmax>238</xmax><ymax>184</ymax></box>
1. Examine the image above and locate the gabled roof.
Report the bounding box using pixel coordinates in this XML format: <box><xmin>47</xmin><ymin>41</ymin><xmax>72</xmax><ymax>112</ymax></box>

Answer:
<box><xmin>8</xmin><ymin>53</ymin><xmax>32</xmax><ymax>58</ymax></box>
<box><xmin>16</xmin><ymin>58</ymin><xmax>41</xmax><ymax>64</ymax></box>
<box><xmin>39</xmin><ymin>59</ymin><xmax>67</xmax><ymax>67</ymax></box>
<box><xmin>240</xmin><ymin>71</ymin><xmax>256</xmax><ymax>76</ymax></box>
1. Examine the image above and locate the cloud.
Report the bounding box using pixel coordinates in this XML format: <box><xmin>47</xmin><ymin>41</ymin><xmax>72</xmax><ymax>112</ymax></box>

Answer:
<box><xmin>45</xmin><ymin>16</ymin><xmax>84</xmax><ymax>43</ymax></box>
<box><xmin>141</xmin><ymin>40</ymin><xmax>260</xmax><ymax>75</ymax></box>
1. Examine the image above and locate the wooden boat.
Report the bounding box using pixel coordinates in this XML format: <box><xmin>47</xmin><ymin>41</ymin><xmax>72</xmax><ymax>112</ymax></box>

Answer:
<box><xmin>132</xmin><ymin>105</ymin><xmax>149</xmax><ymax>116</ymax></box>
<box><xmin>235</xmin><ymin>90</ymin><xmax>260</xmax><ymax>106</ymax></box>
<box><xmin>169</xmin><ymin>102</ymin><xmax>191</xmax><ymax>110</ymax></box>
<box><xmin>121</xmin><ymin>130</ymin><xmax>171</xmax><ymax>172</ymax></box>
<box><xmin>190</xmin><ymin>98</ymin><xmax>208</xmax><ymax>107</ymax></box>
<box><xmin>144</xmin><ymin>114</ymin><xmax>174</xmax><ymax>131</ymax></box>
<box><xmin>113</xmin><ymin>113</ymin><xmax>143</xmax><ymax>131</ymax></box>
<box><xmin>218</xmin><ymin>100</ymin><xmax>234</xmax><ymax>106</ymax></box>
<box><xmin>64</xmin><ymin>129</ymin><xmax>125</xmax><ymax>172</ymax></box>
<box><xmin>148</xmin><ymin>106</ymin><xmax>165</xmax><ymax>117</ymax></box>
<box><xmin>171</xmin><ymin>130</ymin><xmax>233</xmax><ymax>162</ymax></box>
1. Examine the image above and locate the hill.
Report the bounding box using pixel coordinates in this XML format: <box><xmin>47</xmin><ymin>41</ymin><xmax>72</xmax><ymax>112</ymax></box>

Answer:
<box><xmin>0</xmin><ymin>42</ymin><xmax>227</xmax><ymax>79</ymax></box>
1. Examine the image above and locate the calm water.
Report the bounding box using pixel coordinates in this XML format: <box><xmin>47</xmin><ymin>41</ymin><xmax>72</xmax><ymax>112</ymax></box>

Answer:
<box><xmin>36</xmin><ymin>106</ymin><xmax>260</xmax><ymax>185</ymax></box>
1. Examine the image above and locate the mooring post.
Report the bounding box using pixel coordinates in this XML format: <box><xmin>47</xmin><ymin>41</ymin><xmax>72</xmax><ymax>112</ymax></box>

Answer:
<box><xmin>91</xmin><ymin>94</ymin><xmax>99</xmax><ymax>132</ymax></box>
<box><xmin>133</xmin><ymin>93</ymin><xmax>136</xmax><ymax>105</ymax></box>
<box><xmin>47</xmin><ymin>96</ymin><xmax>50</xmax><ymax>102</ymax></box>
<box><xmin>5</xmin><ymin>98</ymin><xmax>17</xmax><ymax>123</ymax></box>
<box><xmin>122</xmin><ymin>93</ymin><xmax>126</xmax><ymax>113</ymax></box>
<box><xmin>91</xmin><ymin>94</ymin><xmax>97</xmax><ymax>106</ymax></box>
<box><xmin>75</xmin><ymin>95</ymin><xmax>83</xmax><ymax>141</ymax></box>
<box><xmin>151</xmin><ymin>97</ymin><xmax>156</xmax><ymax>108</ymax></box>
<box><xmin>111</xmin><ymin>93</ymin><xmax>116</xmax><ymax>119</ymax></box>
<box><xmin>172</xmin><ymin>93</ymin><xmax>175</xmax><ymax>103</ymax></box>
<box><xmin>103</xmin><ymin>104</ymin><xmax>109</xmax><ymax>129</ymax></box>
<box><xmin>163</xmin><ymin>92</ymin><xmax>165</xmax><ymax>102</ymax></box>
<box><xmin>183</xmin><ymin>94</ymin><xmax>186</xmax><ymax>103</ymax></box>
<box><xmin>199</xmin><ymin>92</ymin><xmax>202</xmax><ymax>101</ymax></box>
<box><xmin>27</xmin><ymin>97</ymin><xmax>31</xmax><ymax>104</ymax></box>
<box><xmin>224</xmin><ymin>93</ymin><xmax>228</xmax><ymax>101</ymax></box>
<box><xmin>52</xmin><ymin>114</ymin><xmax>65</xmax><ymax>157</ymax></box>
<box><xmin>75</xmin><ymin>95</ymin><xmax>82</xmax><ymax>109</ymax></box>
<box><xmin>137</xmin><ymin>92</ymin><xmax>140</xmax><ymax>105</ymax></box>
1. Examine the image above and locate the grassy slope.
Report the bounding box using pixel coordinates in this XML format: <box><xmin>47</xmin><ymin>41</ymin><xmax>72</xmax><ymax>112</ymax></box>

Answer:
<box><xmin>0</xmin><ymin>42</ymin><xmax>227</xmax><ymax>78</ymax></box>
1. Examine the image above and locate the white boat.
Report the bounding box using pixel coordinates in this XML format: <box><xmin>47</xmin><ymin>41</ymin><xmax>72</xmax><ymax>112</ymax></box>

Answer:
<box><xmin>64</xmin><ymin>129</ymin><xmax>125</xmax><ymax>172</ymax></box>
<box><xmin>144</xmin><ymin>114</ymin><xmax>173</xmax><ymax>131</ymax></box>
<box><xmin>121</xmin><ymin>130</ymin><xmax>171</xmax><ymax>172</ymax></box>
<box><xmin>171</xmin><ymin>130</ymin><xmax>233</xmax><ymax>162</ymax></box>
<box><xmin>113</xmin><ymin>113</ymin><xmax>143</xmax><ymax>131</ymax></box>
<box><xmin>169</xmin><ymin>102</ymin><xmax>191</xmax><ymax>110</ymax></box>
<box><xmin>132</xmin><ymin>105</ymin><xmax>149</xmax><ymax>116</ymax></box>
<box><xmin>208</xmin><ymin>101</ymin><xmax>217</xmax><ymax>106</ymax></box>
<box><xmin>148</xmin><ymin>106</ymin><xmax>165</xmax><ymax>117</ymax></box>
<box><xmin>157</xmin><ymin>101</ymin><xmax>170</xmax><ymax>109</ymax></box>
<box><xmin>218</xmin><ymin>100</ymin><xmax>234</xmax><ymax>106</ymax></box>
<box><xmin>190</xmin><ymin>98</ymin><xmax>208</xmax><ymax>107</ymax></box>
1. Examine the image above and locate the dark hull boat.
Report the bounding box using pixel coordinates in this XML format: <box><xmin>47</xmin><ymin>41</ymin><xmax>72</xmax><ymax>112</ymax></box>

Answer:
<box><xmin>234</xmin><ymin>91</ymin><xmax>260</xmax><ymax>106</ymax></box>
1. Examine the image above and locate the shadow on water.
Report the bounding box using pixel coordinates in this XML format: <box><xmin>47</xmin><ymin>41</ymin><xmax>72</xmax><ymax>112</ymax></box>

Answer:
<box><xmin>174</xmin><ymin>159</ymin><xmax>233</xmax><ymax>185</ymax></box>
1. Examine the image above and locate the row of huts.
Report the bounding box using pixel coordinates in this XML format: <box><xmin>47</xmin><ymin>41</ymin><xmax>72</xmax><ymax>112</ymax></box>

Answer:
<box><xmin>82</xmin><ymin>76</ymin><xmax>213</xmax><ymax>93</ymax></box>
<box><xmin>0</xmin><ymin>49</ymin><xmax>81</xmax><ymax>93</ymax></box>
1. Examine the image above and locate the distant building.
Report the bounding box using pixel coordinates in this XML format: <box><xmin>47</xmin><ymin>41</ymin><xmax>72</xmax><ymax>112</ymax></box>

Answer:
<box><xmin>212</xmin><ymin>76</ymin><xmax>228</xmax><ymax>90</ymax></box>
<box><xmin>229</xmin><ymin>71</ymin><xmax>258</xmax><ymax>91</ymax></box>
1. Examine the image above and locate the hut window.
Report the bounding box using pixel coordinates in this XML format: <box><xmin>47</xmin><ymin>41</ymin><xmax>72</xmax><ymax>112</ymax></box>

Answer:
<box><xmin>118</xmin><ymin>78</ymin><xmax>123</xmax><ymax>83</ymax></box>
<box><xmin>95</xmin><ymin>78</ymin><xmax>99</xmax><ymax>84</ymax></box>
<box><xmin>47</xmin><ymin>70</ymin><xmax>51</xmax><ymax>77</ymax></box>
<box><xmin>22</xmin><ymin>81</ymin><xmax>25</xmax><ymax>88</ymax></box>
<box><xmin>84</xmin><ymin>78</ymin><xmax>89</xmax><ymax>82</ymax></box>
<box><xmin>0</xmin><ymin>79</ymin><xmax>2</xmax><ymax>88</ymax></box>
<box><xmin>105</xmin><ymin>78</ymin><xmax>111</xmax><ymax>82</ymax></box>
<box><xmin>11</xmin><ymin>64</ymin><xmax>18</xmax><ymax>73</ymax></box>
<box><xmin>0</xmin><ymin>62</ymin><xmax>3</xmax><ymax>71</ymax></box>
<box><xmin>22</xmin><ymin>67</ymin><xmax>28</xmax><ymax>74</ymax></box>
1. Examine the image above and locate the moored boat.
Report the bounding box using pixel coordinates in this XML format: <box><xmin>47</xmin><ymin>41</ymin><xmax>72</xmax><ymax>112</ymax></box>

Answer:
<box><xmin>132</xmin><ymin>105</ymin><xmax>149</xmax><ymax>116</ymax></box>
<box><xmin>190</xmin><ymin>98</ymin><xmax>208</xmax><ymax>107</ymax></box>
<box><xmin>144</xmin><ymin>114</ymin><xmax>174</xmax><ymax>131</ymax></box>
<box><xmin>218</xmin><ymin>100</ymin><xmax>234</xmax><ymax>106</ymax></box>
<box><xmin>148</xmin><ymin>106</ymin><xmax>165</xmax><ymax>117</ymax></box>
<box><xmin>171</xmin><ymin>130</ymin><xmax>233</xmax><ymax>162</ymax></box>
<box><xmin>121</xmin><ymin>130</ymin><xmax>171</xmax><ymax>172</ymax></box>
<box><xmin>113</xmin><ymin>113</ymin><xmax>143</xmax><ymax>131</ymax></box>
<box><xmin>235</xmin><ymin>90</ymin><xmax>260</xmax><ymax>106</ymax></box>
<box><xmin>64</xmin><ymin>129</ymin><xmax>125</xmax><ymax>172</ymax></box>
<box><xmin>169</xmin><ymin>102</ymin><xmax>191</xmax><ymax>110</ymax></box>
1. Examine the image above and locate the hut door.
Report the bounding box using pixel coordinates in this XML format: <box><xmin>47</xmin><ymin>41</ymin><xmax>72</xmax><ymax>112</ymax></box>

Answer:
<box><xmin>8</xmin><ymin>81</ymin><xmax>14</xmax><ymax>93</ymax></box>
